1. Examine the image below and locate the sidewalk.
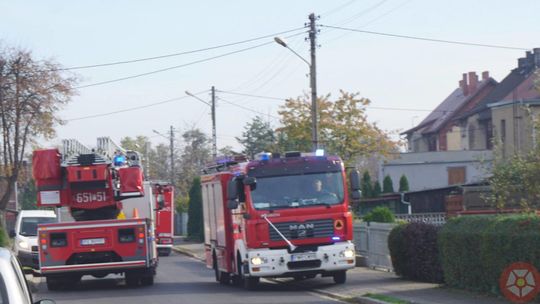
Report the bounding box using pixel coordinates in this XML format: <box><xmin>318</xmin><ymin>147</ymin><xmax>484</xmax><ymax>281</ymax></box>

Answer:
<box><xmin>172</xmin><ymin>241</ymin><xmax>512</xmax><ymax>304</ymax></box>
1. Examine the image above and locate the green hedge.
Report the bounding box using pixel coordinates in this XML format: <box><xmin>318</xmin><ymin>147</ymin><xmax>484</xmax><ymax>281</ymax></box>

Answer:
<box><xmin>363</xmin><ymin>206</ymin><xmax>395</xmax><ymax>223</ymax></box>
<box><xmin>0</xmin><ymin>228</ymin><xmax>7</xmax><ymax>248</ymax></box>
<box><xmin>439</xmin><ymin>214</ymin><xmax>540</xmax><ymax>294</ymax></box>
<box><xmin>388</xmin><ymin>222</ymin><xmax>443</xmax><ymax>283</ymax></box>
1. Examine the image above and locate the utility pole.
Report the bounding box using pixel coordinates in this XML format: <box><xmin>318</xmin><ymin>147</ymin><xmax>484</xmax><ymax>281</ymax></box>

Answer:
<box><xmin>211</xmin><ymin>86</ymin><xmax>217</xmax><ymax>159</ymax></box>
<box><xmin>308</xmin><ymin>13</ymin><xmax>319</xmax><ymax>151</ymax></box>
<box><xmin>169</xmin><ymin>125</ymin><xmax>175</xmax><ymax>186</ymax></box>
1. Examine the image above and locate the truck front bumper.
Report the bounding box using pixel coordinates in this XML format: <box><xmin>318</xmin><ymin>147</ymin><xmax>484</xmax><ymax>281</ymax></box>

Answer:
<box><xmin>17</xmin><ymin>250</ymin><xmax>39</xmax><ymax>270</ymax></box>
<box><xmin>245</xmin><ymin>241</ymin><xmax>355</xmax><ymax>278</ymax></box>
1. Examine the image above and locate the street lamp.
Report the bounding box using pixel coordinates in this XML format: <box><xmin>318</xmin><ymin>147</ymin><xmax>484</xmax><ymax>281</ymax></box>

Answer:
<box><xmin>185</xmin><ymin>88</ymin><xmax>217</xmax><ymax>159</ymax></box>
<box><xmin>275</xmin><ymin>31</ymin><xmax>319</xmax><ymax>151</ymax></box>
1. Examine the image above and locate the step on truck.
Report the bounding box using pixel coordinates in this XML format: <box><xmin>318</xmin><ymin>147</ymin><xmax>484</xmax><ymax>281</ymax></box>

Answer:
<box><xmin>32</xmin><ymin>138</ymin><xmax>160</xmax><ymax>290</ymax></box>
<box><xmin>201</xmin><ymin>151</ymin><xmax>361</xmax><ymax>290</ymax></box>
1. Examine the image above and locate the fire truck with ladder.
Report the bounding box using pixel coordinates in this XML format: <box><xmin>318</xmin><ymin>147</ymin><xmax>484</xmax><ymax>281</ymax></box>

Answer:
<box><xmin>32</xmin><ymin>138</ymin><xmax>160</xmax><ymax>290</ymax></box>
<box><xmin>201</xmin><ymin>151</ymin><xmax>361</xmax><ymax>290</ymax></box>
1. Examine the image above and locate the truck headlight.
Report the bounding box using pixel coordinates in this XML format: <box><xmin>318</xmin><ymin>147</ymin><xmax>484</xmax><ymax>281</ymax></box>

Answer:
<box><xmin>340</xmin><ymin>248</ymin><xmax>355</xmax><ymax>258</ymax></box>
<box><xmin>250</xmin><ymin>256</ymin><xmax>267</xmax><ymax>265</ymax></box>
<box><xmin>18</xmin><ymin>240</ymin><xmax>29</xmax><ymax>250</ymax></box>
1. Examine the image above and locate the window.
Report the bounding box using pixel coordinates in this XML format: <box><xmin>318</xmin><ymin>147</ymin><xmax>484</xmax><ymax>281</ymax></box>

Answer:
<box><xmin>448</xmin><ymin>167</ymin><xmax>466</xmax><ymax>185</ymax></box>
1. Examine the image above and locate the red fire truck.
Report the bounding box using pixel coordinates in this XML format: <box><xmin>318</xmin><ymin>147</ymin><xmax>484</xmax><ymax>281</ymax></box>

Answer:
<box><xmin>201</xmin><ymin>151</ymin><xmax>361</xmax><ymax>290</ymax></box>
<box><xmin>152</xmin><ymin>183</ymin><xmax>174</xmax><ymax>256</ymax></box>
<box><xmin>32</xmin><ymin>138</ymin><xmax>159</xmax><ymax>290</ymax></box>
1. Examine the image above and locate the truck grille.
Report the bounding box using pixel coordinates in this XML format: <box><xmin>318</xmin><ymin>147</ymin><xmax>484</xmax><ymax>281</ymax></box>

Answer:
<box><xmin>269</xmin><ymin>219</ymin><xmax>334</xmax><ymax>241</ymax></box>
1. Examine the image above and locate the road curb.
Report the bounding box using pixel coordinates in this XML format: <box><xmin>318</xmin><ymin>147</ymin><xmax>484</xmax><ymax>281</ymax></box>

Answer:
<box><xmin>172</xmin><ymin>246</ymin><xmax>204</xmax><ymax>261</ymax></box>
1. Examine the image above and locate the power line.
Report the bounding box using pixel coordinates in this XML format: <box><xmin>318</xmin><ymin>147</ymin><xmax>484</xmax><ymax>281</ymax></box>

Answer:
<box><xmin>56</xmin><ymin>27</ymin><xmax>307</xmax><ymax>71</ymax></box>
<box><xmin>75</xmin><ymin>31</ymin><xmax>307</xmax><ymax>89</ymax></box>
<box><xmin>217</xmin><ymin>97</ymin><xmax>280</xmax><ymax>120</ymax></box>
<box><xmin>217</xmin><ymin>90</ymin><xmax>285</xmax><ymax>101</ymax></box>
<box><xmin>320</xmin><ymin>24</ymin><xmax>529</xmax><ymax>51</ymax></box>
<box><xmin>66</xmin><ymin>90</ymin><xmax>209</xmax><ymax>121</ymax></box>
<box><xmin>321</xmin><ymin>0</ymin><xmax>358</xmax><ymax>17</ymax></box>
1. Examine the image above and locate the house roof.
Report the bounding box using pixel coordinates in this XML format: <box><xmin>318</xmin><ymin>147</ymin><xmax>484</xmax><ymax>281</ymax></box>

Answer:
<box><xmin>456</xmin><ymin>52</ymin><xmax>540</xmax><ymax>121</ymax></box>
<box><xmin>402</xmin><ymin>78</ymin><xmax>494</xmax><ymax>135</ymax></box>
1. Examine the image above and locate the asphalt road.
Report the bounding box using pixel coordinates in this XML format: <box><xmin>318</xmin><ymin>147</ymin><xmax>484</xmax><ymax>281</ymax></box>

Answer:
<box><xmin>32</xmin><ymin>253</ymin><xmax>341</xmax><ymax>304</ymax></box>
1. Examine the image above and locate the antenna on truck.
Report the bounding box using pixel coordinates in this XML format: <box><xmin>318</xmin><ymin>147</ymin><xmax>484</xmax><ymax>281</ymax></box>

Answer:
<box><xmin>262</xmin><ymin>214</ymin><xmax>297</xmax><ymax>252</ymax></box>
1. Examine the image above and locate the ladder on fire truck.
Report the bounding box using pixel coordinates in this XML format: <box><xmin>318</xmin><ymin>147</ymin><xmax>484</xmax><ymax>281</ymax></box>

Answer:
<box><xmin>61</xmin><ymin>137</ymin><xmax>128</xmax><ymax>165</ymax></box>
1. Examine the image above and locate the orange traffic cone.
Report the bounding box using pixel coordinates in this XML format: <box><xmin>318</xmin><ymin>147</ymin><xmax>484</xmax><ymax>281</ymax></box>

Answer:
<box><xmin>132</xmin><ymin>208</ymin><xmax>139</xmax><ymax>219</ymax></box>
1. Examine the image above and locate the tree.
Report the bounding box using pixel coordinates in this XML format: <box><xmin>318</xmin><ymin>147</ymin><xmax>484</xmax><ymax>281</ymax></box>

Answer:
<box><xmin>399</xmin><ymin>175</ymin><xmax>410</xmax><ymax>192</ymax></box>
<box><xmin>177</xmin><ymin>128</ymin><xmax>211</xmax><ymax>196</ymax></box>
<box><xmin>361</xmin><ymin>171</ymin><xmax>373</xmax><ymax>198</ymax></box>
<box><xmin>236</xmin><ymin>116</ymin><xmax>276</xmax><ymax>158</ymax></box>
<box><xmin>383</xmin><ymin>175</ymin><xmax>394</xmax><ymax>193</ymax></box>
<box><xmin>373</xmin><ymin>181</ymin><xmax>382</xmax><ymax>197</ymax></box>
<box><xmin>0</xmin><ymin>46</ymin><xmax>77</xmax><ymax>226</ymax></box>
<box><xmin>186</xmin><ymin>177</ymin><xmax>203</xmax><ymax>242</ymax></box>
<box><xmin>277</xmin><ymin>91</ymin><xmax>400</xmax><ymax>165</ymax></box>
<box><xmin>18</xmin><ymin>179</ymin><xmax>37</xmax><ymax>210</ymax></box>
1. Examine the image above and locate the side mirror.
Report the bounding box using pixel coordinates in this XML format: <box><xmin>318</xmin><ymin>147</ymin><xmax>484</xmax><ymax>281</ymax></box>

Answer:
<box><xmin>243</xmin><ymin>176</ymin><xmax>257</xmax><ymax>190</ymax></box>
<box><xmin>226</xmin><ymin>180</ymin><xmax>239</xmax><ymax>209</ymax></box>
<box><xmin>227</xmin><ymin>200</ymin><xmax>239</xmax><ymax>210</ymax></box>
<box><xmin>156</xmin><ymin>194</ymin><xmax>165</xmax><ymax>210</ymax></box>
<box><xmin>351</xmin><ymin>190</ymin><xmax>361</xmax><ymax>200</ymax></box>
<box><xmin>349</xmin><ymin>170</ymin><xmax>361</xmax><ymax>191</ymax></box>
<box><xmin>9</xmin><ymin>229</ymin><xmax>16</xmax><ymax>238</ymax></box>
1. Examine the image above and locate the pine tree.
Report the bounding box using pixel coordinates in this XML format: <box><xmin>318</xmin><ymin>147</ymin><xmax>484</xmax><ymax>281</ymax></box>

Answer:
<box><xmin>399</xmin><ymin>174</ymin><xmax>410</xmax><ymax>192</ymax></box>
<box><xmin>373</xmin><ymin>181</ymin><xmax>382</xmax><ymax>197</ymax></box>
<box><xmin>361</xmin><ymin>171</ymin><xmax>373</xmax><ymax>198</ymax></box>
<box><xmin>187</xmin><ymin>177</ymin><xmax>204</xmax><ymax>242</ymax></box>
<box><xmin>383</xmin><ymin>175</ymin><xmax>394</xmax><ymax>193</ymax></box>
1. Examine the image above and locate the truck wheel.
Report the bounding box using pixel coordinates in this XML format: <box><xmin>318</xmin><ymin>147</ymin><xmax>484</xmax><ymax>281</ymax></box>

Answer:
<box><xmin>333</xmin><ymin>270</ymin><xmax>347</xmax><ymax>284</ymax></box>
<box><xmin>141</xmin><ymin>275</ymin><xmax>154</xmax><ymax>286</ymax></box>
<box><xmin>125</xmin><ymin>273</ymin><xmax>139</xmax><ymax>287</ymax></box>
<box><xmin>158</xmin><ymin>248</ymin><xmax>171</xmax><ymax>257</ymax></box>
<box><xmin>46</xmin><ymin>277</ymin><xmax>62</xmax><ymax>291</ymax></box>
<box><xmin>243</xmin><ymin>276</ymin><xmax>259</xmax><ymax>290</ymax></box>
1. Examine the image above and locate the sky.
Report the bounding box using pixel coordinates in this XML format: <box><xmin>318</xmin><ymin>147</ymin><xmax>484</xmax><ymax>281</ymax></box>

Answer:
<box><xmin>1</xmin><ymin>0</ymin><xmax>539</xmax><ymax>152</ymax></box>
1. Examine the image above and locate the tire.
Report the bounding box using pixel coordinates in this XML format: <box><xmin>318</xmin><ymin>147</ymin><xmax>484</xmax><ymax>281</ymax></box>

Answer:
<box><xmin>243</xmin><ymin>276</ymin><xmax>260</xmax><ymax>290</ymax></box>
<box><xmin>158</xmin><ymin>248</ymin><xmax>171</xmax><ymax>257</ymax></box>
<box><xmin>141</xmin><ymin>275</ymin><xmax>154</xmax><ymax>286</ymax></box>
<box><xmin>46</xmin><ymin>277</ymin><xmax>62</xmax><ymax>291</ymax></box>
<box><xmin>125</xmin><ymin>273</ymin><xmax>139</xmax><ymax>287</ymax></box>
<box><xmin>333</xmin><ymin>270</ymin><xmax>347</xmax><ymax>284</ymax></box>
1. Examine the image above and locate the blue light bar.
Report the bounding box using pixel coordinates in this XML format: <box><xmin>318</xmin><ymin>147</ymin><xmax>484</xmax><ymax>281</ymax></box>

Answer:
<box><xmin>257</xmin><ymin>152</ymin><xmax>272</xmax><ymax>161</ymax></box>
<box><xmin>332</xmin><ymin>236</ymin><xmax>341</xmax><ymax>241</ymax></box>
<box><xmin>113</xmin><ymin>155</ymin><xmax>126</xmax><ymax>166</ymax></box>
<box><xmin>315</xmin><ymin>149</ymin><xmax>325</xmax><ymax>157</ymax></box>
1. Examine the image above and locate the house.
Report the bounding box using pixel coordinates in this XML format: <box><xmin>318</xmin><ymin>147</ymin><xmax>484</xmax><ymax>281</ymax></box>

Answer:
<box><xmin>457</xmin><ymin>48</ymin><xmax>540</xmax><ymax>156</ymax></box>
<box><xmin>403</xmin><ymin>71</ymin><xmax>497</xmax><ymax>152</ymax></box>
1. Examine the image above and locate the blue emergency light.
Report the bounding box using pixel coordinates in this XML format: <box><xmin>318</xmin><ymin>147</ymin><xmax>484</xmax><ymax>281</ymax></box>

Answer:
<box><xmin>114</xmin><ymin>155</ymin><xmax>126</xmax><ymax>166</ymax></box>
<box><xmin>332</xmin><ymin>236</ymin><xmax>341</xmax><ymax>241</ymax></box>
<box><xmin>315</xmin><ymin>149</ymin><xmax>325</xmax><ymax>157</ymax></box>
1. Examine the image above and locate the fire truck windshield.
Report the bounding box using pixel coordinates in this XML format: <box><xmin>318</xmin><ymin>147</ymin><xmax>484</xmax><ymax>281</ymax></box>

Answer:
<box><xmin>250</xmin><ymin>172</ymin><xmax>344</xmax><ymax>210</ymax></box>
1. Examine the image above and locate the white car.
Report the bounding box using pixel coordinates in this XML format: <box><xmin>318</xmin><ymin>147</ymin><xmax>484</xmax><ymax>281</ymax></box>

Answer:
<box><xmin>0</xmin><ymin>247</ymin><xmax>55</xmax><ymax>303</ymax></box>
<box><xmin>10</xmin><ymin>210</ymin><xmax>57</xmax><ymax>271</ymax></box>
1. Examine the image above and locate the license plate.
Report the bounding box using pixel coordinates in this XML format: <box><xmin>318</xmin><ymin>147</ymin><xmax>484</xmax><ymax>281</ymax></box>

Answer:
<box><xmin>80</xmin><ymin>238</ymin><xmax>105</xmax><ymax>246</ymax></box>
<box><xmin>291</xmin><ymin>252</ymin><xmax>316</xmax><ymax>261</ymax></box>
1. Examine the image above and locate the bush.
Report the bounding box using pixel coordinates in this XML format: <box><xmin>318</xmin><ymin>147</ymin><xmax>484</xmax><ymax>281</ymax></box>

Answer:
<box><xmin>383</xmin><ymin>175</ymin><xmax>394</xmax><ymax>193</ymax></box>
<box><xmin>0</xmin><ymin>228</ymin><xmax>7</xmax><ymax>248</ymax></box>
<box><xmin>363</xmin><ymin>206</ymin><xmax>395</xmax><ymax>223</ymax></box>
<box><xmin>388</xmin><ymin>222</ymin><xmax>444</xmax><ymax>283</ymax></box>
<box><xmin>398</xmin><ymin>175</ymin><xmax>409</xmax><ymax>192</ymax></box>
<box><xmin>439</xmin><ymin>214</ymin><xmax>540</xmax><ymax>294</ymax></box>
<box><xmin>187</xmin><ymin>177</ymin><xmax>204</xmax><ymax>242</ymax></box>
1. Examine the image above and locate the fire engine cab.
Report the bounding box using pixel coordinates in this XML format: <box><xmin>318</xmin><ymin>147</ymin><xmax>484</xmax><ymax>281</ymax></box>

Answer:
<box><xmin>32</xmin><ymin>138</ymin><xmax>159</xmax><ymax>290</ymax></box>
<box><xmin>201</xmin><ymin>151</ymin><xmax>361</xmax><ymax>290</ymax></box>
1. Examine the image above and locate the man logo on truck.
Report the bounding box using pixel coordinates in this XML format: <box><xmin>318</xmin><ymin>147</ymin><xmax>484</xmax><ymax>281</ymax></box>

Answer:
<box><xmin>289</xmin><ymin>223</ymin><xmax>314</xmax><ymax>238</ymax></box>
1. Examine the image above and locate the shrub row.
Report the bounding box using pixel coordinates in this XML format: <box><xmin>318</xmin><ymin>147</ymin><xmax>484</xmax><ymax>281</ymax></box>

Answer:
<box><xmin>0</xmin><ymin>227</ymin><xmax>7</xmax><ymax>248</ymax></box>
<box><xmin>388</xmin><ymin>222</ymin><xmax>443</xmax><ymax>283</ymax></box>
<box><xmin>439</xmin><ymin>214</ymin><xmax>540</xmax><ymax>294</ymax></box>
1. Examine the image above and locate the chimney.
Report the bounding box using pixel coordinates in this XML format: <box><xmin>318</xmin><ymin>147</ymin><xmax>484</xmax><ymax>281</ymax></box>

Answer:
<box><xmin>460</xmin><ymin>73</ymin><xmax>468</xmax><ymax>96</ymax></box>
<box><xmin>468</xmin><ymin>71</ymin><xmax>478</xmax><ymax>92</ymax></box>
<box><xmin>534</xmin><ymin>48</ymin><xmax>540</xmax><ymax>67</ymax></box>
<box><xmin>518</xmin><ymin>57</ymin><xmax>526</xmax><ymax>69</ymax></box>
<box><xmin>482</xmin><ymin>71</ymin><xmax>489</xmax><ymax>81</ymax></box>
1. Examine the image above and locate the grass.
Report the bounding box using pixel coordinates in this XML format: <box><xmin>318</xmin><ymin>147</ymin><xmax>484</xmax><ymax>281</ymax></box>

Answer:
<box><xmin>363</xmin><ymin>293</ymin><xmax>411</xmax><ymax>304</ymax></box>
